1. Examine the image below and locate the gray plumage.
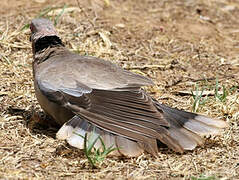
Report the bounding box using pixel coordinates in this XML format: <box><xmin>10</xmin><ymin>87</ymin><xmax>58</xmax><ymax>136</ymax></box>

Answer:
<box><xmin>30</xmin><ymin>18</ymin><xmax>228</xmax><ymax>157</ymax></box>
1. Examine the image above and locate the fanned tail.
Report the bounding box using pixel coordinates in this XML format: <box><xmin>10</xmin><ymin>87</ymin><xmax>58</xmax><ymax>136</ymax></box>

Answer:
<box><xmin>155</xmin><ymin>102</ymin><xmax>228</xmax><ymax>151</ymax></box>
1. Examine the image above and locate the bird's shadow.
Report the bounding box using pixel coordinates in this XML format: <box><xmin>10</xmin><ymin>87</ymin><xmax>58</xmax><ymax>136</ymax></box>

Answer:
<box><xmin>7</xmin><ymin>106</ymin><xmax>59</xmax><ymax>138</ymax></box>
<box><xmin>7</xmin><ymin>106</ymin><xmax>89</xmax><ymax>160</ymax></box>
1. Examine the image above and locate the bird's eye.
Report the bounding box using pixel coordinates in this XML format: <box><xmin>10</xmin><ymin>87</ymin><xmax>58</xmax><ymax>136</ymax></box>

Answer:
<box><xmin>30</xmin><ymin>24</ymin><xmax>34</xmax><ymax>32</ymax></box>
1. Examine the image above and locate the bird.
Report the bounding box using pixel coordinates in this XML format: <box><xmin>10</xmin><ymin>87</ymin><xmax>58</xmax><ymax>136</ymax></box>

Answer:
<box><xmin>30</xmin><ymin>18</ymin><xmax>228</xmax><ymax>157</ymax></box>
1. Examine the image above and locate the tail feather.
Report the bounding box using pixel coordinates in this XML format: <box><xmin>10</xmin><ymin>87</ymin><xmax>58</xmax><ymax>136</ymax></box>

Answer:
<box><xmin>56</xmin><ymin>115</ymin><xmax>144</xmax><ymax>157</ymax></box>
<box><xmin>116</xmin><ymin>136</ymin><xmax>144</xmax><ymax>157</ymax></box>
<box><xmin>161</xmin><ymin>109</ymin><xmax>205</xmax><ymax>150</ymax></box>
<box><xmin>182</xmin><ymin>118</ymin><xmax>222</xmax><ymax>135</ymax></box>
<box><xmin>168</xmin><ymin>126</ymin><xmax>197</xmax><ymax>150</ymax></box>
<box><xmin>155</xmin><ymin>102</ymin><xmax>227</xmax><ymax>150</ymax></box>
<box><xmin>157</xmin><ymin>103</ymin><xmax>227</xmax><ymax>129</ymax></box>
<box><xmin>180</xmin><ymin>128</ymin><xmax>204</xmax><ymax>146</ymax></box>
<box><xmin>194</xmin><ymin>115</ymin><xmax>228</xmax><ymax>128</ymax></box>
<box><xmin>56</xmin><ymin>116</ymin><xmax>91</xmax><ymax>149</ymax></box>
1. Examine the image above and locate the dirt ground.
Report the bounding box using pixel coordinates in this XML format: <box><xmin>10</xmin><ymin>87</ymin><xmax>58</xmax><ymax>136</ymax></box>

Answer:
<box><xmin>0</xmin><ymin>0</ymin><xmax>238</xmax><ymax>179</ymax></box>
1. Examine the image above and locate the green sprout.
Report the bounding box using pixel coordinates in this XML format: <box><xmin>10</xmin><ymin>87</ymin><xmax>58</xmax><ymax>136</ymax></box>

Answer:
<box><xmin>214</xmin><ymin>78</ymin><xmax>228</xmax><ymax>102</ymax></box>
<box><xmin>74</xmin><ymin>129</ymin><xmax>117</xmax><ymax>168</ymax></box>
<box><xmin>191</xmin><ymin>84</ymin><xmax>207</xmax><ymax>112</ymax></box>
<box><xmin>54</xmin><ymin>4</ymin><xmax>67</xmax><ymax>26</ymax></box>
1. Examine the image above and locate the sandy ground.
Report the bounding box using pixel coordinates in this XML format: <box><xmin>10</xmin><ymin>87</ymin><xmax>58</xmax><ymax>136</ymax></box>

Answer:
<box><xmin>0</xmin><ymin>0</ymin><xmax>238</xmax><ymax>179</ymax></box>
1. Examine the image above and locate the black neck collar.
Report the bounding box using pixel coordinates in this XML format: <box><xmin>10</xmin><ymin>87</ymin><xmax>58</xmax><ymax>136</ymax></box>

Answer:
<box><xmin>34</xmin><ymin>35</ymin><xmax>64</xmax><ymax>53</ymax></box>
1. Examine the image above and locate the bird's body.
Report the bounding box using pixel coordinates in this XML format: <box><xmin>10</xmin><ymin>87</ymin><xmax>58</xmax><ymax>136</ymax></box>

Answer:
<box><xmin>30</xmin><ymin>18</ymin><xmax>227</xmax><ymax>157</ymax></box>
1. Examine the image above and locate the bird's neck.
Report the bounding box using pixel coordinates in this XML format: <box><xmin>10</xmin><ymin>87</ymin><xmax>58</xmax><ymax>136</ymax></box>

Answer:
<box><xmin>33</xmin><ymin>35</ymin><xmax>64</xmax><ymax>53</ymax></box>
<box><xmin>33</xmin><ymin>36</ymin><xmax>65</xmax><ymax>64</ymax></box>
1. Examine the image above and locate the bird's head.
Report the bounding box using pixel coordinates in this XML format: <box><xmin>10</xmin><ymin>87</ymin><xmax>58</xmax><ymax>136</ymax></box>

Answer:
<box><xmin>30</xmin><ymin>18</ymin><xmax>58</xmax><ymax>43</ymax></box>
<box><xmin>30</xmin><ymin>18</ymin><xmax>63</xmax><ymax>54</ymax></box>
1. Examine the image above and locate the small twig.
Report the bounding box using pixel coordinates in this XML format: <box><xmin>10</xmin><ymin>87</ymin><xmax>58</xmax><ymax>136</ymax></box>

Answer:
<box><xmin>125</xmin><ymin>64</ymin><xmax>165</xmax><ymax>70</ymax></box>
<box><xmin>173</xmin><ymin>90</ymin><xmax>223</xmax><ymax>97</ymax></box>
<box><xmin>175</xmin><ymin>75</ymin><xmax>235</xmax><ymax>86</ymax></box>
<box><xmin>190</xmin><ymin>77</ymin><xmax>216</xmax><ymax>82</ymax></box>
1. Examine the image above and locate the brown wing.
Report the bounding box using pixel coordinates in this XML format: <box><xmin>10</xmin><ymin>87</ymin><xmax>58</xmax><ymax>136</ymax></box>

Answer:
<box><xmin>62</xmin><ymin>88</ymin><xmax>184</xmax><ymax>155</ymax></box>
<box><xmin>35</xmin><ymin>52</ymin><xmax>154</xmax><ymax>92</ymax></box>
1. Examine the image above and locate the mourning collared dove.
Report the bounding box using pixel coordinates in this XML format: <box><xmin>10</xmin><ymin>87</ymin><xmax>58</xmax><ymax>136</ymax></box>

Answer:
<box><xmin>30</xmin><ymin>18</ymin><xmax>228</xmax><ymax>157</ymax></box>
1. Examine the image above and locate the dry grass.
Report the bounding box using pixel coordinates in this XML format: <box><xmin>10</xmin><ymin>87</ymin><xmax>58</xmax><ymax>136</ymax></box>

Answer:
<box><xmin>0</xmin><ymin>0</ymin><xmax>238</xmax><ymax>179</ymax></box>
